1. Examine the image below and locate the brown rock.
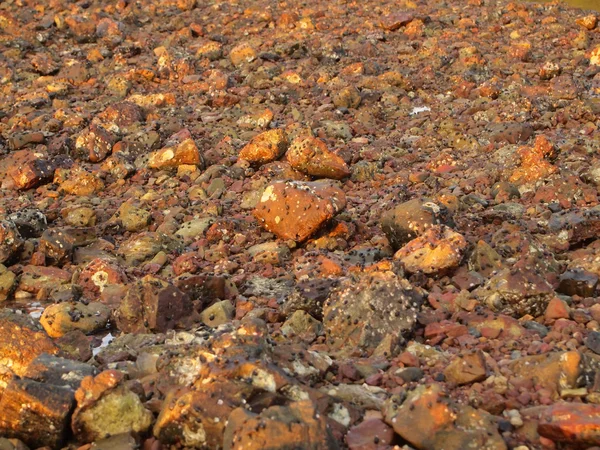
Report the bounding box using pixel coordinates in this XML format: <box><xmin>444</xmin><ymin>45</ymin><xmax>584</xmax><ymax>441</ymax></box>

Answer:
<box><xmin>0</xmin><ymin>310</ymin><xmax>59</xmax><ymax>377</ymax></box>
<box><xmin>346</xmin><ymin>419</ymin><xmax>395</xmax><ymax>450</ymax></box>
<box><xmin>0</xmin><ymin>378</ymin><xmax>75</xmax><ymax>450</ymax></box>
<box><xmin>394</xmin><ymin>225</ymin><xmax>467</xmax><ymax>274</ymax></box>
<box><xmin>229</xmin><ymin>43</ymin><xmax>256</xmax><ymax>66</ymax></box>
<box><xmin>8</xmin><ymin>156</ymin><xmax>56</xmax><ymax>190</ymax></box>
<box><xmin>54</xmin><ymin>166</ymin><xmax>104</xmax><ymax>196</ymax></box>
<box><xmin>39</xmin><ymin>227</ymin><xmax>97</xmax><ymax>265</ymax></box>
<box><xmin>109</xmin><ymin>202</ymin><xmax>151</xmax><ymax>233</ymax></box>
<box><xmin>286</xmin><ymin>136</ymin><xmax>350</xmax><ymax>179</ymax></box>
<box><xmin>223</xmin><ymin>400</ymin><xmax>339</xmax><ymax>449</ymax></box>
<box><xmin>253</xmin><ymin>180</ymin><xmax>346</xmax><ymax>242</ymax></box>
<box><xmin>147</xmin><ymin>138</ymin><xmax>202</xmax><ymax>169</ymax></box>
<box><xmin>510</xmin><ymin>135</ymin><xmax>557</xmax><ymax>184</ymax></box>
<box><xmin>114</xmin><ymin>276</ymin><xmax>194</xmax><ymax>333</ymax></box>
<box><xmin>72</xmin><ymin>370</ymin><xmax>153</xmax><ymax>443</ymax></box>
<box><xmin>380</xmin><ymin>12</ymin><xmax>415</xmax><ymax>30</ymax></box>
<box><xmin>544</xmin><ymin>297</ymin><xmax>571</xmax><ymax>321</ymax></box>
<box><xmin>381</xmin><ymin>198</ymin><xmax>453</xmax><ymax>250</ymax></box>
<box><xmin>0</xmin><ymin>221</ymin><xmax>22</xmax><ymax>264</ymax></box>
<box><xmin>238</xmin><ymin>129</ymin><xmax>289</xmax><ymax>166</ymax></box>
<box><xmin>333</xmin><ymin>86</ymin><xmax>362</xmax><ymax>109</ymax></box>
<box><xmin>74</xmin><ymin>124</ymin><xmax>115</xmax><ymax>163</ymax></box>
<box><xmin>444</xmin><ymin>350</ymin><xmax>487</xmax><ymax>385</ymax></box>
<box><xmin>0</xmin><ymin>264</ymin><xmax>16</xmax><ymax>301</ymax></box>
<box><xmin>24</xmin><ymin>353</ymin><xmax>97</xmax><ymax>390</ymax></box>
<box><xmin>17</xmin><ymin>265</ymin><xmax>71</xmax><ymax>297</ymax></box>
<box><xmin>539</xmin><ymin>403</ymin><xmax>600</xmax><ymax>446</ymax></box>
<box><xmin>78</xmin><ymin>258</ymin><xmax>127</xmax><ymax>299</ymax></box>
<box><xmin>40</xmin><ymin>302</ymin><xmax>111</xmax><ymax>338</ymax></box>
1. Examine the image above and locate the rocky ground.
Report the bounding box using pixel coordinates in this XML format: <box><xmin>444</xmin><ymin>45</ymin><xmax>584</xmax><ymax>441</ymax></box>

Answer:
<box><xmin>1</xmin><ymin>0</ymin><xmax>600</xmax><ymax>448</ymax></box>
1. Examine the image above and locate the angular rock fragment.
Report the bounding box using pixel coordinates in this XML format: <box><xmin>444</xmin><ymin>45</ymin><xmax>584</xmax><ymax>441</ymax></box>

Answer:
<box><xmin>23</xmin><ymin>353</ymin><xmax>97</xmax><ymax>390</ymax></box>
<box><xmin>17</xmin><ymin>265</ymin><xmax>71</xmax><ymax>297</ymax></box>
<box><xmin>538</xmin><ymin>403</ymin><xmax>600</xmax><ymax>446</ymax></box>
<box><xmin>200</xmin><ymin>300</ymin><xmax>234</xmax><ymax>327</ymax></box>
<box><xmin>108</xmin><ymin>202</ymin><xmax>151</xmax><ymax>233</ymax></box>
<box><xmin>54</xmin><ymin>166</ymin><xmax>105</xmax><ymax>196</ymax></box>
<box><xmin>0</xmin><ymin>264</ymin><xmax>16</xmax><ymax>301</ymax></box>
<box><xmin>444</xmin><ymin>350</ymin><xmax>487</xmax><ymax>385</ymax></box>
<box><xmin>74</xmin><ymin>124</ymin><xmax>116</xmax><ymax>163</ymax></box>
<box><xmin>0</xmin><ymin>310</ymin><xmax>59</xmax><ymax>376</ymax></box>
<box><xmin>510</xmin><ymin>135</ymin><xmax>557</xmax><ymax>184</ymax></box>
<box><xmin>229</xmin><ymin>42</ymin><xmax>256</xmax><ymax>66</ymax></box>
<box><xmin>0</xmin><ymin>378</ymin><xmax>75</xmax><ymax>450</ymax></box>
<box><xmin>474</xmin><ymin>267</ymin><xmax>555</xmax><ymax>317</ymax></box>
<box><xmin>253</xmin><ymin>180</ymin><xmax>346</xmax><ymax>242</ymax></box>
<box><xmin>383</xmin><ymin>384</ymin><xmax>506</xmax><ymax>450</ymax></box>
<box><xmin>286</xmin><ymin>136</ymin><xmax>350</xmax><ymax>179</ymax></box>
<box><xmin>72</xmin><ymin>370</ymin><xmax>153</xmax><ymax>443</ymax></box>
<box><xmin>381</xmin><ymin>198</ymin><xmax>452</xmax><ymax>250</ymax></box>
<box><xmin>117</xmin><ymin>232</ymin><xmax>165</xmax><ymax>266</ymax></box>
<box><xmin>114</xmin><ymin>276</ymin><xmax>193</xmax><ymax>333</ymax></box>
<box><xmin>346</xmin><ymin>419</ymin><xmax>395</xmax><ymax>450</ymax></box>
<box><xmin>40</xmin><ymin>302</ymin><xmax>111</xmax><ymax>338</ymax></box>
<box><xmin>238</xmin><ymin>129</ymin><xmax>289</xmax><ymax>166</ymax></box>
<box><xmin>394</xmin><ymin>225</ymin><xmax>467</xmax><ymax>274</ymax></box>
<box><xmin>148</xmin><ymin>138</ymin><xmax>202</xmax><ymax>169</ymax></box>
<box><xmin>78</xmin><ymin>258</ymin><xmax>127</xmax><ymax>299</ymax></box>
<box><xmin>223</xmin><ymin>400</ymin><xmax>339</xmax><ymax>449</ymax></box>
<box><xmin>40</xmin><ymin>227</ymin><xmax>97</xmax><ymax>265</ymax></box>
<box><xmin>323</xmin><ymin>271</ymin><xmax>423</xmax><ymax>356</ymax></box>
<box><xmin>0</xmin><ymin>221</ymin><xmax>22</xmax><ymax>264</ymax></box>
<box><xmin>7</xmin><ymin>208</ymin><xmax>47</xmax><ymax>238</ymax></box>
<box><xmin>8</xmin><ymin>156</ymin><xmax>57</xmax><ymax>190</ymax></box>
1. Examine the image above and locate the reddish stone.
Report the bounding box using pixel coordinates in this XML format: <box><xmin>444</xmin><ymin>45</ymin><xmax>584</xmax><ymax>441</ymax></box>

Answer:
<box><xmin>539</xmin><ymin>403</ymin><xmax>600</xmax><ymax>446</ymax></box>
<box><xmin>286</xmin><ymin>136</ymin><xmax>350</xmax><ymax>180</ymax></box>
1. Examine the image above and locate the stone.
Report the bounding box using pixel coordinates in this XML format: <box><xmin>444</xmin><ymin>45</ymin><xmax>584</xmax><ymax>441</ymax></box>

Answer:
<box><xmin>0</xmin><ymin>221</ymin><xmax>22</xmax><ymax>264</ymax></box>
<box><xmin>117</xmin><ymin>232</ymin><xmax>164</xmax><ymax>266</ymax></box>
<box><xmin>90</xmin><ymin>433</ymin><xmax>137</xmax><ymax>450</ymax></box>
<box><xmin>381</xmin><ymin>198</ymin><xmax>452</xmax><ymax>250</ymax></box>
<box><xmin>72</xmin><ymin>370</ymin><xmax>153</xmax><ymax>443</ymax></box>
<box><xmin>333</xmin><ymin>86</ymin><xmax>362</xmax><ymax>109</ymax></box>
<box><xmin>346</xmin><ymin>419</ymin><xmax>395</xmax><ymax>450</ymax></box>
<box><xmin>394</xmin><ymin>225</ymin><xmax>467</xmax><ymax>274</ymax></box>
<box><xmin>383</xmin><ymin>384</ymin><xmax>506</xmax><ymax>450</ymax></box>
<box><xmin>23</xmin><ymin>353</ymin><xmax>97</xmax><ymax>390</ymax></box>
<box><xmin>587</xmin><ymin>331</ymin><xmax>600</xmax><ymax>355</ymax></box>
<box><xmin>281</xmin><ymin>310</ymin><xmax>323</xmax><ymax>339</ymax></box>
<box><xmin>0</xmin><ymin>265</ymin><xmax>16</xmax><ymax>301</ymax></box>
<box><xmin>56</xmin><ymin>330</ymin><xmax>93</xmax><ymax>362</ymax></box>
<box><xmin>114</xmin><ymin>276</ymin><xmax>193</xmax><ymax>333</ymax></box>
<box><xmin>7</xmin><ymin>208</ymin><xmax>47</xmax><ymax>238</ymax></box>
<box><xmin>510</xmin><ymin>351</ymin><xmax>582</xmax><ymax>398</ymax></box>
<box><xmin>380</xmin><ymin>12</ymin><xmax>415</xmax><ymax>30</ymax></box>
<box><xmin>323</xmin><ymin>271</ymin><xmax>423</xmax><ymax>356</ymax></box>
<box><xmin>200</xmin><ymin>300</ymin><xmax>234</xmax><ymax>327</ymax></box>
<box><xmin>282</xmin><ymin>278</ymin><xmax>338</xmax><ymax>319</ymax></box>
<box><xmin>93</xmin><ymin>102</ymin><xmax>144</xmax><ymax>134</ymax></box>
<box><xmin>229</xmin><ymin>43</ymin><xmax>256</xmax><ymax>66</ymax></box>
<box><xmin>40</xmin><ymin>227</ymin><xmax>96</xmax><ymax>265</ymax></box>
<box><xmin>74</xmin><ymin>124</ymin><xmax>115</xmax><ymax>163</ymax></box>
<box><xmin>253</xmin><ymin>180</ymin><xmax>346</xmax><ymax>242</ymax></box>
<box><xmin>474</xmin><ymin>267</ymin><xmax>555</xmax><ymax>317</ymax></box>
<box><xmin>54</xmin><ymin>166</ymin><xmax>104</xmax><ymax>196</ymax></box>
<box><xmin>0</xmin><ymin>310</ymin><xmax>59</xmax><ymax>376</ymax></box>
<box><xmin>558</xmin><ymin>269</ymin><xmax>598</xmax><ymax>297</ymax></box>
<box><xmin>62</xmin><ymin>206</ymin><xmax>97</xmax><ymax>227</ymax></box>
<box><xmin>444</xmin><ymin>350</ymin><xmax>487</xmax><ymax>385</ymax></box>
<box><xmin>539</xmin><ymin>403</ymin><xmax>600</xmax><ymax>446</ymax></box>
<box><xmin>40</xmin><ymin>302</ymin><xmax>111</xmax><ymax>338</ymax></box>
<box><xmin>0</xmin><ymin>378</ymin><xmax>75</xmax><ymax>449</ymax></box>
<box><xmin>544</xmin><ymin>297</ymin><xmax>571</xmax><ymax>321</ymax></box>
<box><xmin>175</xmin><ymin>217</ymin><xmax>214</xmax><ymax>244</ymax></box>
<box><xmin>109</xmin><ymin>202</ymin><xmax>151</xmax><ymax>233</ymax></box>
<box><xmin>78</xmin><ymin>258</ymin><xmax>127</xmax><ymax>299</ymax></box>
<box><xmin>154</xmin><ymin>381</ymin><xmax>245</xmax><ymax>448</ymax></box>
<box><xmin>223</xmin><ymin>400</ymin><xmax>339</xmax><ymax>449</ymax></box>
<box><xmin>286</xmin><ymin>136</ymin><xmax>350</xmax><ymax>179</ymax></box>
<box><xmin>238</xmin><ymin>129</ymin><xmax>289</xmax><ymax>166</ymax></box>
<box><xmin>148</xmin><ymin>138</ymin><xmax>202</xmax><ymax>169</ymax></box>
<box><xmin>17</xmin><ymin>265</ymin><xmax>71</xmax><ymax>297</ymax></box>
<box><xmin>510</xmin><ymin>135</ymin><xmax>557</xmax><ymax>184</ymax></box>
<box><xmin>8</xmin><ymin>156</ymin><xmax>56</xmax><ymax>190</ymax></box>
<box><xmin>468</xmin><ymin>240</ymin><xmax>504</xmax><ymax>277</ymax></box>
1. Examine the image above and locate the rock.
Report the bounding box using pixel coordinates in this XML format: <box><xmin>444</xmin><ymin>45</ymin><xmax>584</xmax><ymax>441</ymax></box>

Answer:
<box><xmin>544</xmin><ymin>297</ymin><xmax>570</xmax><ymax>321</ymax></box>
<box><xmin>117</xmin><ymin>232</ymin><xmax>164</xmax><ymax>266</ymax></box>
<box><xmin>238</xmin><ymin>129</ymin><xmax>289</xmax><ymax>166</ymax></box>
<box><xmin>0</xmin><ymin>310</ymin><xmax>59</xmax><ymax>376</ymax></box>
<box><xmin>147</xmin><ymin>138</ymin><xmax>202</xmax><ymax>169</ymax></box>
<box><xmin>154</xmin><ymin>381</ymin><xmax>245</xmax><ymax>448</ymax></box>
<box><xmin>539</xmin><ymin>403</ymin><xmax>600</xmax><ymax>446</ymax></box>
<box><xmin>253</xmin><ymin>180</ymin><xmax>346</xmax><ymax>242</ymax></box>
<box><xmin>7</xmin><ymin>208</ymin><xmax>47</xmax><ymax>238</ymax></box>
<box><xmin>17</xmin><ymin>265</ymin><xmax>71</xmax><ymax>297</ymax></box>
<box><xmin>175</xmin><ymin>218</ymin><xmax>214</xmax><ymax>244</ymax></box>
<box><xmin>558</xmin><ymin>269</ymin><xmax>598</xmax><ymax>297</ymax></box>
<box><xmin>282</xmin><ymin>278</ymin><xmax>338</xmax><ymax>319</ymax></box>
<box><xmin>74</xmin><ymin>124</ymin><xmax>115</xmax><ymax>163</ymax></box>
<box><xmin>281</xmin><ymin>310</ymin><xmax>323</xmax><ymax>339</ymax></box>
<box><xmin>8</xmin><ymin>156</ymin><xmax>56</xmax><ymax>190</ymax></box>
<box><xmin>383</xmin><ymin>384</ymin><xmax>506</xmax><ymax>450</ymax></box>
<box><xmin>90</xmin><ymin>433</ymin><xmax>138</xmax><ymax>450</ymax></box>
<box><xmin>381</xmin><ymin>198</ymin><xmax>452</xmax><ymax>250</ymax></box>
<box><xmin>114</xmin><ymin>276</ymin><xmax>193</xmax><ymax>333</ymax></box>
<box><xmin>54</xmin><ymin>166</ymin><xmax>104</xmax><ymax>196</ymax></box>
<box><xmin>62</xmin><ymin>206</ymin><xmax>97</xmax><ymax>227</ymax></box>
<box><xmin>468</xmin><ymin>240</ymin><xmax>504</xmax><ymax>277</ymax></box>
<box><xmin>56</xmin><ymin>330</ymin><xmax>93</xmax><ymax>362</ymax></box>
<box><xmin>72</xmin><ymin>370</ymin><xmax>153</xmax><ymax>443</ymax></box>
<box><xmin>586</xmin><ymin>331</ymin><xmax>600</xmax><ymax>355</ymax></box>
<box><xmin>444</xmin><ymin>350</ymin><xmax>487</xmax><ymax>385</ymax></box>
<box><xmin>247</xmin><ymin>241</ymin><xmax>291</xmax><ymax>265</ymax></box>
<box><xmin>0</xmin><ymin>221</ymin><xmax>22</xmax><ymax>264</ymax></box>
<box><xmin>200</xmin><ymin>300</ymin><xmax>234</xmax><ymax>327</ymax></box>
<box><xmin>78</xmin><ymin>258</ymin><xmax>127</xmax><ymax>299</ymax></box>
<box><xmin>109</xmin><ymin>202</ymin><xmax>151</xmax><ymax>233</ymax></box>
<box><xmin>474</xmin><ymin>267</ymin><xmax>555</xmax><ymax>317</ymax></box>
<box><xmin>486</xmin><ymin>122</ymin><xmax>534</xmax><ymax>144</ymax></box>
<box><xmin>333</xmin><ymin>86</ymin><xmax>362</xmax><ymax>109</ymax></box>
<box><xmin>396</xmin><ymin>367</ymin><xmax>424</xmax><ymax>383</ymax></box>
<box><xmin>0</xmin><ymin>265</ymin><xmax>16</xmax><ymax>301</ymax></box>
<box><xmin>380</xmin><ymin>12</ymin><xmax>415</xmax><ymax>30</ymax></box>
<box><xmin>346</xmin><ymin>419</ymin><xmax>395</xmax><ymax>450</ymax></box>
<box><xmin>40</xmin><ymin>302</ymin><xmax>111</xmax><ymax>338</ymax></box>
<box><xmin>223</xmin><ymin>400</ymin><xmax>339</xmax><ymax>449</ymax></box>
<box><xmin>510</xmin><ymin>135</ymin><xmax>557</xmax><ymax>184</ymax></box>
<box><xmin>0</xmin><ymin>378</ymin><xmax>75</xmax><ymax>449</ymax></box>
<box><xmin>23</xmin><ymin>353</ymin><xmax>97</xmax><ymax>390</ymax></box>
<box><xmin>394</xmin><ymin>225</ymin><xmax>467</xmax><ymax>274</ymax></box>
<box><xmin>286</xmin><ymin>136</ymin><xmax>350</xmax><ymax>179</ymax></box>
<box><xmin>323</xmin><ymin>271</ymin><xmax>423</xmax><ymax>356</ymax></box>
<box><xmin>39</xmin><ymin>227</ymin><xmax>96</xmax><ymax>265</ymax></box>
<box><xmin>510</xmin><ymin>351</ymin><xmax>582</xmax><ymax>398</ymax></box>
<box><xmin>229</xmin><ymin>43</ymin><xmax>256</xmax><ymax>66</ymax></box>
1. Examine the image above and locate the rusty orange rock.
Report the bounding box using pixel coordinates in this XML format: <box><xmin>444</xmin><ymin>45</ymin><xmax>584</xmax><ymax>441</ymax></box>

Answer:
<box><xmin>148</xmin><ymin>138</ymin><xmax>202</xmax><ymax>169</ymax></box>
<box><xmin>286</xmin><ymin>136</ymin><xmax>350</xmax><ymax>180</ymax></box>
<box><xmin>253</xmin><ymin>180</ymin><xmax>346</xmax><ymax>242</ymax></box>
<box><xmin>238</xmin><ymin>129</ymin><xmax>289</xmax><ymax>166</ymax></box>
<box><xmin>510</xmin><ymin>135</ymin><xmax>557</xmax><ymax>184</ymax></box>
<box><xmin>394</xmin><ymin>225</ymin><xmax>467</xmax><ymax>274</ymax></box>
<box><xmin>539</xmin><ymin>403</ymin><xmax>600</xmax><ymax>446</ymax></box>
